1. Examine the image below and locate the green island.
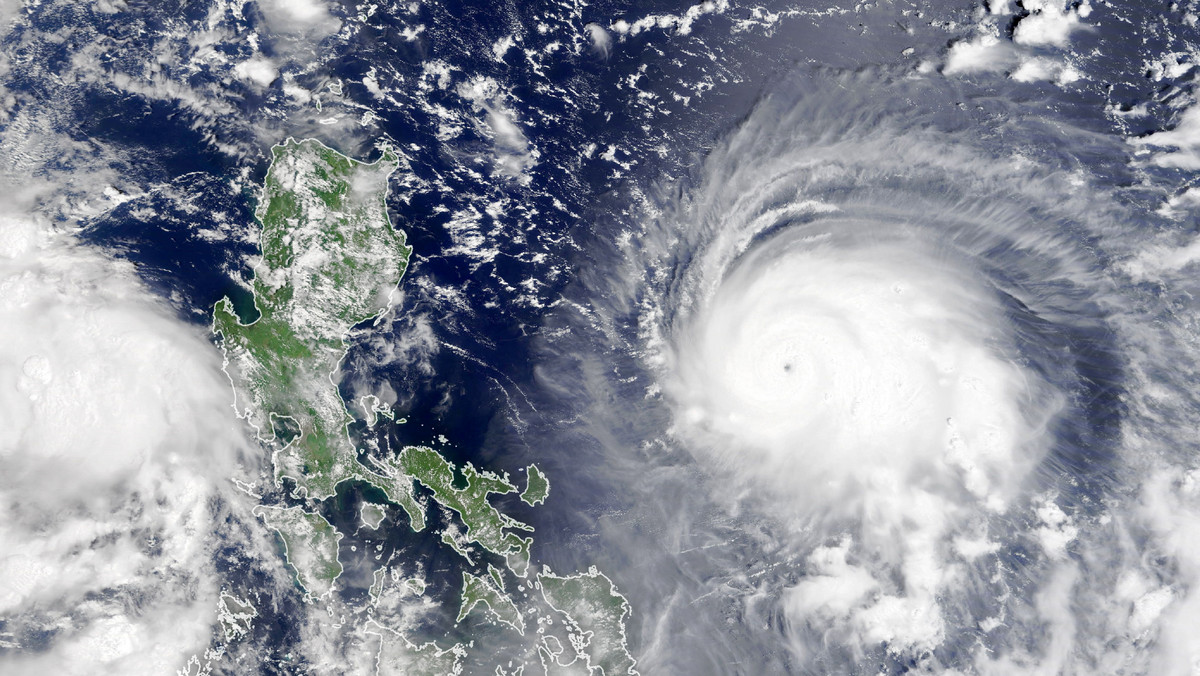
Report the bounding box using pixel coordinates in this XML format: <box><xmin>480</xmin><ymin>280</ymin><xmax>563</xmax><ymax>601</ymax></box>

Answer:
<box><xmin>214</xmin><ymin>138</ymin><xmax>637</xmax><ymax>674</ymax></box>
<box><xmin>252</xmin><ymin>504</ymin><xmax>343</xmax><ymax>600</ymax></box>
<box><xmin>217</xmin><ymin>592</ymin><xmax>257</xmax><ymax>641</ymax></box>
<box><xmin>539</xmin><ymin>567</ymin><xmax>638</xmax><ymax>675</ymax></box>
<box><xmin>520</xmin><ymin>464</ymin><xmax>550</xmax><ymax>507</ymax></box>
<box><xmin>390</xmin><ymin>445</ymin><xmax>535</xmax><ymax>575</ymax></box>
<box><xmin>456</xmin><ymin>571</ymin><xmax>525</xmax><ymax>635</ymax></box>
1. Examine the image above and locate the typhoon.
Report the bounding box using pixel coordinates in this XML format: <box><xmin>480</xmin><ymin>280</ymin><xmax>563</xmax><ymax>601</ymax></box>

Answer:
<box><xmin>538</xmin><ymin>68</ymin><xmax>1200</xmax><ymax>673</ymax></box>
<box><xmin>655</xmin><ymin>72</ymin><xmax>1124</xmax><ymax>667</ymax></box>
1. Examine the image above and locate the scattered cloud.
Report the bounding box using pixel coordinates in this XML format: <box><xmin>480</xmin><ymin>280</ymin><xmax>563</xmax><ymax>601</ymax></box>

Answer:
<box><xmin>1132</xmin><ymin>103</ymin><xmax>1200</xmax><ymax>170</ymax></box>
<box><xmin>942</xmin><ymin>0</ymin><xmax>1090</xmax><ymax>85</ymax></box>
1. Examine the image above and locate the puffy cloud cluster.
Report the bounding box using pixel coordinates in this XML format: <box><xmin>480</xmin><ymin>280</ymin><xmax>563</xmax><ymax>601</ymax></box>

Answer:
<box><xmin>457</xmin><ymin>76</ymin><xmax>539</xmax><ymax>182</ymax></box>
<box><xmin>944</xmin><ymin>0</ymin><xmax>1089</xmax><ymax>85</ymax></box>
<box><xmin>1133</xmin><ymin>104</ymin><xmax>1200</xmax><ymax>170</ymax></box>
<box><xmin>257</xmin><ymin>0</ymin><xmax>341</xmax><ymax>37</ymax></box>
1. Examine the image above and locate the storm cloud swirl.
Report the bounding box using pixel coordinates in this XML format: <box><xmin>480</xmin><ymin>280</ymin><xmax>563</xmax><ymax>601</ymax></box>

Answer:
<box><xmin>546</xmin><ymin>69</ymin><xmax>1199</xmax><ymax>673</ymax></box>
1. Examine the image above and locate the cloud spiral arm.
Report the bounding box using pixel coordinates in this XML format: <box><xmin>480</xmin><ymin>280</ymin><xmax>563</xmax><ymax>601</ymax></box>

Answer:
<box><xmin>627</xmin><ymin>70</ymin><xmax>1130</xmax><ymax>666</ymax></box>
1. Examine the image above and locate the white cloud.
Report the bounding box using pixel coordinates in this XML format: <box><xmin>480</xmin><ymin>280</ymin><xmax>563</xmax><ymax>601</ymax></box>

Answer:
<box><xmin>1128</xmin><ymin>467</ymin><xmax>1200</xmax><ymax>672</ymax></box>
<box><xmin>257</xmin><ymin>0</ymin><xmax>341</xmax><ymax>36</ymax></box>
<box><xmin>666</xmin><ymin>212</ymin><xmax>1053</xmax><ymax>658</ymax></box>
<box><xmin>1033</xmin><ymin>496</ymin><xmax>1078</xmax><ymax>559</ymax></box>
<box><xmin>0</xmin><ymin>0</ymin><xmax>21</xmax><ymax>28</ymax></box>
<box><xmin>1012</xmin><ymin>0</ymin><xmax>1087</xmax><ymax>48</ymax></box>
<box><xmin>343</xmin><ymin>310</ymin><xmax>440</xmax><ymax>416</ymax></box>
<box><xmin>785</xmin><ymin>539</ymin><xmax>877</xmax><ymax>619</ymax></box>
<box><xmin>584</xmin><ymin>23</ymin><xmax>612</xmax><ymax>59</ymax></box>
<box><xmin>943</xmin><ymin>0</ymin><xmax>1091</xmax><ymax>86</ymax></box>
<box><xmin>233</xmin><ymin>55</ymin><xmax>279</xmax><ymax>88</ymax></box>
<box><xmin>457</xmin><ymin>76</ymin><xmax>538</xmax><ymax>181</ymax></box>
<box><xmin>492</xmin><ymin>34</ymin><xmax>517</xmax><ymax>62</ymax></box>
<box><xmin>611</xmin><ymin>0</ymin><xmax>730</xmax><ymax>37</ymax></box>
<box><xmin>1132</xmin><ymin>103</ymin><xmax>1200</xmax><ymax>170</ymax></box>
<box><xmin>944</xmin><ymin>35</ymin><xmax>1017</xmax><ymax>75</ymax></box>
<box><xmin>0</xmin><ymin>214</ymin><xmax>259</xmax><ymax>675</ymax></box>
<box><xmin>1010</xmin><ymin>56</ymin><xmax>1059</xmax><ymax>82</ymax></box>
<box><xmin>1119</xmin><ymin>229</ymin><xmax>1200</xmax><ymax>282</ymax></box>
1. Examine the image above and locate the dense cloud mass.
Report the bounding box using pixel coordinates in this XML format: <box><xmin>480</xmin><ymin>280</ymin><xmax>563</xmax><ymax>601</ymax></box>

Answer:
<box><xmin>543</xmin><ymin>66</ymin><xmax>1200</xmax><ymax>671</ymax></box>
<box><xmin>644</xmin><ymin>74</ymin><xmax>1119</xmax><ymax>664</ymax></box>
<box><xmin>0</xmin><ymin>215</ymin><xmax>263</xmax><ymax>674</ymax></box>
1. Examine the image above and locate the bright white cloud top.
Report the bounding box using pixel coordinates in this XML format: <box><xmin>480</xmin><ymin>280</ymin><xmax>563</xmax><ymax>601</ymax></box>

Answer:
<box><xmin>0</xmin><ymin>216</ymin><xmax>258</xmax><ymax>675</ymax></box>
<box><xmin>608</xmin><ymin>72</ymin><xmax>1175</xmax><ymax>669</ymax></box>
<box><xmin>671</xmin><ymin>233</ymin><xmax>1042</xmax><ymax>514</ymax></box>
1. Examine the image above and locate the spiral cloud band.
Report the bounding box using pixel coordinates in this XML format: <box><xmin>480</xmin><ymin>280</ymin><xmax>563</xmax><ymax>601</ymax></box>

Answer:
<box><xmin>618</xmin><ymin>71</ymin><xmax>1139</xmax><ymax>669</ymax></box>
<box><xmin>662</xmin><ymin>184</ymin><xmax>1069</xmax><ymax>657</ymax></box>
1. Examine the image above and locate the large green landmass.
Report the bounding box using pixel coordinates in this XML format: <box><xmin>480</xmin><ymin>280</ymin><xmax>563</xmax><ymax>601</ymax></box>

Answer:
<box><xmin>213</xmin><ymin>138</ymin><xmax>415</xmax><ymax>503</ymax></box>
<box><xmin>539</xmin><ymin>567</ymin><xmax>637</xmax><ymax>675</ymax></box>
<box><xmin>457</xmin><ymin>571</ymin><xmax>525</xmax><ymax>634</ymax></box>
<box><xmin>252</xmin><ymin>504</ymin><xmax>343</xmax><ymax>600</ymax></box>
<box><xmin>214</xmin><ymin>138</ymin><xmax>636</xmax><ymax>674</ymax></box>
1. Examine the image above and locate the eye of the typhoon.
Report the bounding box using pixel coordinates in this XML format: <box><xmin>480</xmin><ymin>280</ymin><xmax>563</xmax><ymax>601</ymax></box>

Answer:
<box><xmin>672</xmin><ymin>228</ymin><xmax>1046</xmax><ymax>513</ymax></box>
